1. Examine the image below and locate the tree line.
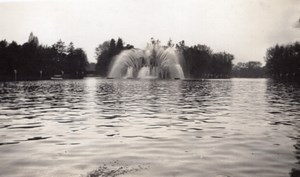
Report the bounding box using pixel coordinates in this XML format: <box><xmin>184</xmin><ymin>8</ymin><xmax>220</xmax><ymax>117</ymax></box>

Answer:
<box><xmin>265</xmin><ymin>42</ymin><xmax>300</xmax><ymax>80</ymax></box>
<box><xmin>175</xmin><ymin>40</ymin><xmax>234</xmax><ymax>78</ymax></box>
<box><xmin>2</xmin><ymin>33</ymin><xmax>297</xmax><ymax>80</ymax></box>
<box><xmin>232</xmin><ymin>61</ymin><xmax>266</xmax><ymax>78</ymax></box>
<box><xmin>0</xmin><ymin>32</ymin><xmax>88</xmax><ymax>81</ymax></box>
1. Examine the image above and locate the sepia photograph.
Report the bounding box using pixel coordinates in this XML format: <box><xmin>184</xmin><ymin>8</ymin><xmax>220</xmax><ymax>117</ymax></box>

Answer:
<box><xmin>0</xmin><ymin>0</ymin><xmax>300</xmax><ymax>176</ymax></box>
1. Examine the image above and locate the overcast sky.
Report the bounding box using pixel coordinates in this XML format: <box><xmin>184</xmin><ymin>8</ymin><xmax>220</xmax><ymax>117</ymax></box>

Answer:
<box><xmin>0</xmin><ymin>0</ymin><xmax>299</xmax><ymax>63</ymax></box>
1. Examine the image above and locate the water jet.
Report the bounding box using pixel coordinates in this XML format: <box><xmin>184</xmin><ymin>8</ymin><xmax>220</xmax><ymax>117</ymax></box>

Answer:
<box><xmin>108</xmin><ymin>42</ymin><xmax>184</xmax><ymax>79</ymax></box>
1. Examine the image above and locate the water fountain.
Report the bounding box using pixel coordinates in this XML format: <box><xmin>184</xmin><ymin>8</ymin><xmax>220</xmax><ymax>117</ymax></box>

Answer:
<box><xmin>108</xmin><ymin>42</ymin><xmax>184</xmax><ymax>79</ymax></box>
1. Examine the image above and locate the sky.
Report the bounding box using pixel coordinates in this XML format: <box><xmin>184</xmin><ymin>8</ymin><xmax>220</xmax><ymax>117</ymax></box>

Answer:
<box><xmin>0</xmin><ymin>0</ymin><xmax>299</xmax><ymax>64</ymax></box>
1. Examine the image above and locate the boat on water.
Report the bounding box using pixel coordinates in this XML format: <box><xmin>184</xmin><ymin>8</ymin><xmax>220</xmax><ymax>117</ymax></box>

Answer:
<box><xmin>51</xmin><ymin>75</ymin><xmax>63</xmax><ymax>80</ymax></box>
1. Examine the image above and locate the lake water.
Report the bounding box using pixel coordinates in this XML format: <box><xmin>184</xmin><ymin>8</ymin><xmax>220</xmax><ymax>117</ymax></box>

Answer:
<box><xmin>0</xmin><ymin>78</ymin><xmax>300</xmax><ymax>177</ymax></box>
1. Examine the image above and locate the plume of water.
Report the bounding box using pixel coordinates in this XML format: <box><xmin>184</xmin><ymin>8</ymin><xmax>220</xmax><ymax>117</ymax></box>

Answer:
<box><xmin>124</xmin><ymin>67</ymin><xmax>134</xmax><ymax>79</ymax></box>
<box><xmin>108</xmin><ymin>43</ymin><xmax>184</xmax><ymax>79</ymax></box>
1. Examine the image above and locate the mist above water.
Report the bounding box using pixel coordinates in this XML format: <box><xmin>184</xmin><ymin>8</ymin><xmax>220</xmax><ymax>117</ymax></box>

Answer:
<box><xmin>108</xmin><ymin>42</ymin><xmax>184</xmax><ymax>79</ymax></box>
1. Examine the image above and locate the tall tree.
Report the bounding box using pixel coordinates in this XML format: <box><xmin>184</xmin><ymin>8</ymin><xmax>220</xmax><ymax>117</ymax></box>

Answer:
<box><xmin>266</xmin><ymin>42</ymin><xmax>300</xmax><ymax>80</ymax></box>
<box><xmin>52</xmin><ymin>39</ymin><xmax>67</xmax><ymax>74</ymax></box>
<box><xmin>28</xmin><ymin>32</ymin><xmax>39</xmax><ymax>46</ymax></box>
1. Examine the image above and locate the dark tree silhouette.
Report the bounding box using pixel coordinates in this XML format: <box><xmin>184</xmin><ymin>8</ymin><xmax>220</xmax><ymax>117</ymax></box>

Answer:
<box><xmin>266</xmin><ymin>42</ymin><xmax>300</xmax><ymax>81</ymax></box>
<box><xmin>232</xmin><ymin>61</ymin><xmax>266</xmax><ymax>78</ymax></box>
<box><xmin>28</xmin><ymin>32</ymin><xmax>39</xmax><ymax>46</ymax></box>
<box><xmin>0</xmin><ymin>32</ymin><xmax>89</xmax><ymax>81</ymax></box>
<box><xmin>176</xmin><ymin>41</ymin><xmax>234</xmax><ymax>78</ymax></box>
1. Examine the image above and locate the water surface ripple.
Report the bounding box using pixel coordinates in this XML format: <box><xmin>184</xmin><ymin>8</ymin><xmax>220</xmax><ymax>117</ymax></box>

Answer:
<box><xmin>0</xmin><ymin>78</ymin><xmax>300</xmax><ymax>177</ymax></box>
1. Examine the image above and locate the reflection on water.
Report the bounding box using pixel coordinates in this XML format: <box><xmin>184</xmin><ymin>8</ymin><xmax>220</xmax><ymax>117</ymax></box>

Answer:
<box><xmin>265</xmin><ymin>80</ymin><xmax>300</xmax><ymax>177</ymax></box>
<box><xmin>0</xmin><ymin>78</ymin><xmax>299</xmax><ymax>177</ymax></box>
